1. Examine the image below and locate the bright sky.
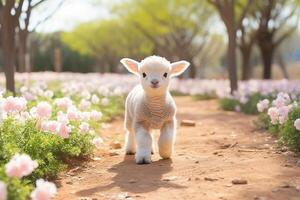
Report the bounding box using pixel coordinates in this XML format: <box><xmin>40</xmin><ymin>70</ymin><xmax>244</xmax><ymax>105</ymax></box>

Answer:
<box><xmin>30</xmin><ymin>0</ymin><xmax>113</xmax><ymax>33</ymax></box>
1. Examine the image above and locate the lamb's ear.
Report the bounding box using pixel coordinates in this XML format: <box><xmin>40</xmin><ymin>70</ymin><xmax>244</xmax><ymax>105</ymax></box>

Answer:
<box><xmin>170</xmin><ymin>61</ymin><xmax>190</xmax><ymax>76</ymax></box>
<box><xmin>120</xmin><ymin>58</ymin><xmax>139</xmax><ymax>75</ymax></box>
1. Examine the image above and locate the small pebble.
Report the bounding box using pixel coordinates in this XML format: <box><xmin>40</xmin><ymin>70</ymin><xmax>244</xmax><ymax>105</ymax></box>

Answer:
<box><xmin>232</xmin><ymin>179</ymin><xmax>248</xmax><ymax>185</ymax></box>
<box><xmin>254</xmin><ymin>196</ymin><xmax>267</xmax><ymax>200</ymax></box>
<box><xmin>280</xmin><ymin>182</ymin><xmax>291</xmax><ymax>188</ymax></box>
<box><xmin>204</xmin><ymin>177</ymin><xmax>218</xmax><ymax>181</ymax></box>
<box><xmin>162</xmin><ymin>176</ymin><xmax>177</xmax><ymax>181</ymax></box>
<box><xmin>92</xmin><ymin>157</ymin><xmax>101</xmax><ymax>161</ymax></box>
<box><xmin>180</xmin><ymin>120</ymin><xmax>196</xmax><ymax>127</ymax></box>
<box><xmin>110</xmin><ymin>141</ymin><xmax>122</xmax><ymax>149</ymax></box>
<box><xmin>128</xmin><ymin>179</ymin><xmax>137</xmax><ymax>183</ymax></box>
<box><xmin>109</xmin><ymin>152</ymin><xmax>119</xmax><ymax>156</ymax></box>
<box><xmin>66</xmin><ymin>181</ymin><xmax>73</xmax><ymax>185</ymax></box>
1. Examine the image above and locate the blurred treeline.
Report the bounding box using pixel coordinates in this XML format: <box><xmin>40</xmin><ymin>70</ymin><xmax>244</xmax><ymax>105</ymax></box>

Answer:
<box><xmin>0</xmin><ymin>0</ymin><xmax>300</xmax><ymax>93</ymax></box>
<box><xmin>33</xmin><ymin>0</ymin><xmax>300</xmax><ymax>78</ymax></box>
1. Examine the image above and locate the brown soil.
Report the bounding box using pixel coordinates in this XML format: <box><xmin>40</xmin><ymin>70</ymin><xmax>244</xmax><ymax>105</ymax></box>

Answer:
<box><xmin>55</xmin><ymin>97</ymin><xmax>300</xmax><ymax>200</ymax></box>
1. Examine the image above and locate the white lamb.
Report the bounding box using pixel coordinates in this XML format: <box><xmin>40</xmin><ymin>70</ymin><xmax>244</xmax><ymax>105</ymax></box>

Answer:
<box><xmin>120</xmin><ymin>56</ymin><xmax>190</xmax><ymax>164</ymax></box>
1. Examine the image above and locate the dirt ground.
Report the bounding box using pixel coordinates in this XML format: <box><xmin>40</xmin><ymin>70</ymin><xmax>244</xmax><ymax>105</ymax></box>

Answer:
<box><xmin>55</xmin><ymin>97</ymin><xmax>300</xmax><ymax>200</ymax></box>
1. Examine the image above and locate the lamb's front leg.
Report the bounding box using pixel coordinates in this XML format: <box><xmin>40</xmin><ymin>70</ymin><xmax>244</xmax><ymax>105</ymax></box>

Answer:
<box><xmin>134</xmin><ymin>122</ymin><xmax>152</xmax><ymax>164</ymax></box>
<box><xmin>158</xmin><ymin>119</ymin><xmax>176</xmax><ymax>159</ymax></box>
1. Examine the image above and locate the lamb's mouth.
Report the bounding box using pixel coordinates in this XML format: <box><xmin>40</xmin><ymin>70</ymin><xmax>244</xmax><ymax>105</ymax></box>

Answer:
<box><xmin>150</xmin><ymin>85</ymin><xmax>159</xmax><ymax>89</ymax></box>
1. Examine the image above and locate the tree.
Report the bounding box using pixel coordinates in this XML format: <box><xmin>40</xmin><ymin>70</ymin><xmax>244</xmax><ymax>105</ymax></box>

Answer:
<box><xmin>17</xmin><ymin>0</ymin><xmax>64</xmax><ymax>72</ymax></box>
<box><xmin>117</xmin><ymin>0</ymin><xmax>213</xmax><ymax>78</ymax></box>
<box><xmin>0</xmin><ymin>0</ymin><xmax>24</xmax><ymax>94</ymax></box>
<box><xmin>237</xmin><ymin>13</ymin><xmax>256</xmax><ymax>80</ymax></box>
<box><xmin>62</xmin><ymin>19</ymin><xmax>153</xmax><ymax>72</ymax></box>
<box><xmin>253</xmin><ymin>0</ymin><xmax>299</xmax><ymax>79</ymax></box>
<box><xmin>208</xmin><ymin>0</ymin><xmax>253</xmax><ymax>92</ymax></box>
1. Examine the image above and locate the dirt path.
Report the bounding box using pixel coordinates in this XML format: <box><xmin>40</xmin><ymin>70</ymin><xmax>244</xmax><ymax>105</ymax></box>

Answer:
<box><xmin>56</xmin><ymin>97</ymin><xmax>300</xmax><ymax>200</ymax></box>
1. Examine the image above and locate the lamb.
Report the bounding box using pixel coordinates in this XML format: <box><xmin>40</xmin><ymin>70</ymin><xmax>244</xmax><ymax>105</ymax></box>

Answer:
<box><xmin>120</xmin><ymin>55</ymin><xmax>190</xmax><ymax>164</ymax></box>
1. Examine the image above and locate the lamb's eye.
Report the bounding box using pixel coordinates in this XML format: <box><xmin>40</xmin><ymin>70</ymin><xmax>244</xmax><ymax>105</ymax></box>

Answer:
<box><xmin>163</xmin><ymin>73</ymin><xmax>168</xmax><ymax>78</ymax></box>
<box><xmin>142</xmin><ymin>73</ymin><xmax>147</xmax><ymax>78</ymax></box>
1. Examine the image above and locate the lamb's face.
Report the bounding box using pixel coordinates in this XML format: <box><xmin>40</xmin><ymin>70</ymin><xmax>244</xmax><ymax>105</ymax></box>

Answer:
<box><xmin>138</xmin><ymin>60</ymin><xmax>171</xmax><ymax>95</ymax></box>
<box><xmin>121</xmin><ymin>56</ymin><xmax>190</xmax><ymax>96</ymax></box>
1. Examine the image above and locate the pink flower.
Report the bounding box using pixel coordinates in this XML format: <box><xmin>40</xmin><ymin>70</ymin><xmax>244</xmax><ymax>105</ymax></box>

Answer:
<box><xmin>81</xmin><ymin>90</ymin><xmax>91</xmax><ymax>99</ymax></box>
<box><xmin>239</xmin><ymin>96</ymin><xmax>248</xmax><ymax>104</ymax></box>
<box><xmin>273</xmin><ymin>93</ymin><xmax>290</xmax><ymax>108</ymax></box>
<box><xmin>0</xmin><ymin>181</ymin><xmax>7</xmax><ymax>200</ymax></box>
<box><xmin>90</xmin><ymin>110</ymin><xmax>102</xmax><ymax>121</ymax></box>
<box><xmin>40</xmin><ymin>121</ymin><xmax>49</xmax><ymax>132</ymax></box>
<box><xmin>91</xmin><ymin>94</ymin><xmax>99</xmax><ymax>104</ymax></box>
<box><xmin>23</xmin><ymin>92</ymin><xmax>36</xmax><ymax>101</ymax></box>
<box><xmin>54</xmin><ymin>97</ymin><xmax>73</xmax><ymax>110</ymax></box>
<box><xmin>234</xmin><ymin>105</ymin><xmax>241</xmax><ymax>112</ymax></box>
<box><xmin>57</xmin><ymin>111</ymin><xmax>69</xmax><ymax>124</ymax></box>
<box><xmin>5</xmin><ymin>154</ymin><xmax>38</xmax><ymax>178</ymax></box>
<box><xmin>268</xmin><ymin>107</ymin><xmax>278</xmax><ymax>125</ymax></box>
<box><xmin>67</xmin><ymin>107</ymin><xmax>79</xmax><ymax>121</ymax></box>
<box><xmin>44</xmin><ymin>120</ymin><xmax>60</xmax><ymax>133</ymax></box>
<box><xmin>92</xmin><ymin>137</ymin><xmax>104</xmax><ymax>149</ymax></box>
<box><xmin>79</xmin><ymin>99</ymin><xmax>91</xmax><ymax>110</ymax></box>
<box><xmin>36</xmin><ymin>102</ymin><xmax>52</xmax><ymax>119</ymax></box>
<box><xmin>44</xmin><ymin>90</ymin><xmax>54</xmax><ymax>99</ymax></box>
<box><xmin>79</xmin><ymin>122</ymin><xmax>90</xmax><ymax>133</ymax></box>
<box><xmin>257</xmin><ymin>99</ymin><xmax>269</xmax><ymax>112</ymax></box>
<box><xmin>277</xmin><ymin>106</ymin><xmax>290</xmax><ymax>124</ymax></box>
<box><xmin>80</xmin><ymin>112</ymin><xmax>91</xmax><ymax>121</ymax></box>
<box><xmin>57</xmin><ymin>123</ymin><xmax>71</xmax><ymax>139</ymax></box>
<box><xmin>294</xmin><ymin>119</ymin><xmax>300</xmax><ymax>131</ymax></box>
<box><xmin>30</xmin><ymin>179</ymin><xmax>57</xmax><ymax>200</ymax></box>
<box><xmin>2</xmin><ymin>97</ymin><xmax>27</xmax><ymax>113</ymax></box>
<box><xmin>20</xmin><ymin>111</ymin><xmax>30</xmax><ymax>121</ymax></box>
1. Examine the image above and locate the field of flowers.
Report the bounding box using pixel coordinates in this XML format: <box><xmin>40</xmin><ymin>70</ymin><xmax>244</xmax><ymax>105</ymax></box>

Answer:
<box><xmin>0</xmin><ymin>72</ymin><xmax>300</xmax><ymax>199</ymax></box>
<box><xmin>0</xmin><ymin>73</ymin><xmax>126</xmax><ymax>200</ymax></box>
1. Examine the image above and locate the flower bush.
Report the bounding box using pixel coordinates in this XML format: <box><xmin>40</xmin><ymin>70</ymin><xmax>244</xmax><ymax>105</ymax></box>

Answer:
<box><xmin>0</xmin><ymin>75</ymin><xmax>125</xmax><ymax>200</ymax></box>
<box><xmin>255</xmin><ymin>92</ymin><xmax>300</xmax><ymax>152</ymax></box>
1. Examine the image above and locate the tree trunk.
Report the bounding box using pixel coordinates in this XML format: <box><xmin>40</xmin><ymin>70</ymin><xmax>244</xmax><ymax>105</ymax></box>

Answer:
<box><xmin>277</xmin><ymin>52</ymin><xmax>289</xmax><ymax>79</ymax></box>
<box><xmin>188</xmin><ymin>61</ymin><xmax>196</xmax><ymax>78</ymax></box>
<box><xmin>227</xmin><ymin>27</ymin><xmax>238</xmax><ymax>92</ymax></box>
<box><xmin>54</xmin><ymin>47</ymin><xmax>62</xmax><ymax>72</ymax></box>
<box><xmin>2</xmin><ymin>11</ymin><xmax>16</xmax><ymax>94</ymax></box>
<box><xmin>241</xmin><ymin>47</ymin><xmax>252</xmax><ymax>80</ymax></box>
<box><xmin>259</xmin><ymin>46</ymin><xmax>273</xmax><ymax>79</ymax></box>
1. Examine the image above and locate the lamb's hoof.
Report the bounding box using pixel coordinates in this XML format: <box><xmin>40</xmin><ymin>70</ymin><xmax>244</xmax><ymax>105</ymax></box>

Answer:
<box><xmin>136</xmin><ymin>158</ymin><xmax>151</xmax><ymax>164</ymax></box>
<box><xmin>135</xmin><ymin>155</ymin><xmax>151</xmax><ymax>164</ymax></box>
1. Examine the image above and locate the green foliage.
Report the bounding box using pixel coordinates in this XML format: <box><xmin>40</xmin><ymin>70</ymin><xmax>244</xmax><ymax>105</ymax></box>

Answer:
<box><xmin>30</xmin><ymin>32</ymin><xmax>94</xmax><ymax>72</ymax></box>
<box><xmin>0</xmin><ymin>91</ymin><xmax>125</xmax><ymax>199</ymax></box>
<box><xmin>219</xmin><ymin>98</ymin><xmax>239</xmax><ymax>111</ymax></box>
<box><xmin>61</xmin><ymin>19</ymin><xmax>152</xmax><ymax>72</ymax></box>
<box><xmin>255</xmin><ymin>104</ymin><xmax>300</xmax><ymax>152</ymax></box>
<box><xmin>219</xmin><ymin>93</ymin><xmax>272</xmax><ymax>114</ymax></box>
<box><xmin>0</xmin><ymin>119</ymin><xmax>93</xmax><ymax>181</ymax></box>
<box><xmin>279</xmin><ymin>107</ymin><xmax>300</xmax><ymax>151</ymax></box>
<box><xmin>240</xmin><ymin>93</ymin><xmax>265</xmax><ymax>114</ymax></box>
<box><xmin>254</xmin><ymin>113</ymin><xmax>270</xmax><ymax>130</ymax></box>
<box><xmin>0</xmin><ymin>168</ymin><xmax>32</xmax><ymax>200</ymax></box>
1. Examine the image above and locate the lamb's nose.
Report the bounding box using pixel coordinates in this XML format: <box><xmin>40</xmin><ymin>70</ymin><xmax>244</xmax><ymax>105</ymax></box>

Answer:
<box><xmin>151</xmin><ymin>79</ymin><xmax>159</xmax><ymax>85</ymax></box>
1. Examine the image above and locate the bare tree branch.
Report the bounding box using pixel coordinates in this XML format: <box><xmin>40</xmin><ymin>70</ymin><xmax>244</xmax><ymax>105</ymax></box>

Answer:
<box><xmin>32</xmin><ymin>0</ymin><xmax>65</xmax><ymax>30</ymax></box>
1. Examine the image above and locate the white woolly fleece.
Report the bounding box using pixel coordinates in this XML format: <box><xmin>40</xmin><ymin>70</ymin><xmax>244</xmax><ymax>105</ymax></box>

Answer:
<box><xmin>120</xmin><ymin>55</ymin><xmax>190</xmax><ymax>164</ymax></box>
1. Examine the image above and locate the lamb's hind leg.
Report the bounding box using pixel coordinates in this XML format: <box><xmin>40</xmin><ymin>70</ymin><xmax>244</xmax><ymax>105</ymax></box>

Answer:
<box><xmin>158</xmin><ymin>119</ymin><xmax>175</xmax><ymax>159</ymax></box>
<box><xmin>125</xmin><ymin>129</ymin><xmax>136</xmax><ymax>155</ymax></box>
